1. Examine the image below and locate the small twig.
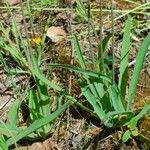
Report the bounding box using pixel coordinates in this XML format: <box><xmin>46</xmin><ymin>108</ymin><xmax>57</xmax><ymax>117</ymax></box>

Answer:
<box><xmin>128</xmin><ymin>51</ymin><xmax>150</xmax><ymax>67</ymax></box>
<box><xmin>137</xmin><ymin>84</ymin><xmax>150</xmax><ymax>88</ymax></box>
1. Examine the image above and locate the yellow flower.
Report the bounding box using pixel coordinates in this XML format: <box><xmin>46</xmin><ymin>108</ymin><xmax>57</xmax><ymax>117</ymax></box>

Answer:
<box><xmin>32</xmin><ymin>35</ymin><xmax>42</xmax><ymax>45</ymax></box>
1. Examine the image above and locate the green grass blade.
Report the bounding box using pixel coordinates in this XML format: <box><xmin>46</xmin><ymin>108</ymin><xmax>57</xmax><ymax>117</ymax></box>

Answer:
<box><xmin>0</xmin><ymin>136</ymin><xmax>8</xmax><ymax>150</ymax></box>
<box><xmin>80</xmin><ymin>81</ymin><xmax>109</xmax><ymax>124</ymax></box>
<box><xmin>94</xmin><ymin>82</ymin><xmax>105</xmax><ymax>98</ymax></box>
<box><xmin>11</xmin><ymin>17</ymin><xmax>20</xmax><ymax>51</ymax></box>
<box><xmin>0</xmin><ymin>23</ymin><xmax>27</xmax><ymax>68</ymax></box>
<box><xmin>133</xmin><ymin>103</ymin><xmax>150</xmax><ymax>121</ymax></box>
<box><xmin>118</xmin><ymin>16</ymin><xmax>131</xmax><ymax>99</ymax></box>
<box><xmin>49</xmin><ymin>63</ymin><xmax>111</xmax><ymax>82</ymax></box>
<box><xmin>79</xmin><ymin>80</ymin><xmax>114</xmax><ymax>127</ymax></box>
<box><xmin>37</xmin><ymin>80</ymin><xmax>51</xmax><ymax>117</ymax></box>
<box><xmin>9</xmin><ymin>68</ymin><xmax>30</xmax><ymax>75</ymax></box>
<box><xmin>0</xmin><ymin>122</ymin><xmax>20</xmax><ymax>137</ymax></box>
<box><xmin>97</xmin><ymin>34</ymin><xmax>112</xmax><ymax>71</ymax></box>
<box><xmin>0</xmin><ymin>43</ymin><xmax>22</xmax><ymax>63</ymax></box>
<box><xmin>7</xmin><ymin>99</ymin><xmax>21</xmax><ymax>126</ymax></box>
<box><xmin>74</xmin><ymin>35</ymin><xmax>86</xmax><ymax>69</ymax></box>
<box><xmin>125</xmin><ymin>103</ymin><xmax>150</xmax><ymax>127</ymax></box>
<box><xmin>76</xmin><ymin>0</ymin><xmax>88</xmax><ymax>22</ymax></box>
<box><xmin>10</xmin><ymin>14</ymin><xmax>30</xmax><ymax>67</ymax></box>
<box><xmin>122</xmin><ymin>130</ymin><xmax>131</xmax><ymax>143</ymax></box>
<box><xmin>28</xmin><ymin>82</ymin><xmax>51</xmax><ymax>137</ymax></box>
<box><xmin>102</xmin><ymin>34</ymin><xmax>112</xmax><ymax>54</ymax></box>
<box><xmin>0</xmin><ymin>51</ymin><xmax>10</xmax><ymax>74</ymax></box>
<box><xmin>6</xmin><ymin>100</ymin><xmax>72</xmax><ymax>146</ymax></box>
<box><xmin>108</xmin><ymin>85</ymin><xmax>125</xmax><ymax>112</ymax></box>
<box><xmin>0</xmin><ymin>43</ymin><xmax>27</xmax><ymax>69</ymax></box>
<box><xmin>29</xmin><ymin>88</ymin><xmax>40</xmax><ymax>122</ymax></box>
<box><xmin>88</xmin><ymin>82</ymin><xmax>99</xmax><ymax>98</ymax></box>
<box><xmin>36</xmin><ymin>80</ymin><xmax>52</xmax><ymax>135</ymax></box>
<box><xmin>31</xmin><ymin>55</ymin><xmax>63</xmax><ymax>91</ymax></box>
<box><xmin>127</xmin><ymin>33</ymin><xmax>150</xmax><ymax>110</ymax></box>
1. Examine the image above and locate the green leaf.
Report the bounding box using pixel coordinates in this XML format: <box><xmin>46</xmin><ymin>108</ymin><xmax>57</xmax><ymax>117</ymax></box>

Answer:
<box><xmin>132</xmin><ymin>18</ymin><xmax>139</xmax><ymax>28</ymax></box>
<box><xmin>97</xmin><ymin>34</ymin><xmax>112</xmax><ymax>68</ymax></box>
<box><xmin>79</xmin><ymin>80</ymin><xmax>112</xmax><ymax>127</ymax></box>
<box><xmin>0</xmin><ymin>43</ymin><xmax>27</xmax><ymax>68</ymax></box>
<box><xmin>122</xmin><ymin>130</ymin><xmax>131</xmax><ymax>143</ymax></box>
<box><xmin>29</xmin><ymin>80</ymin><xmax>52</xmax><ymax>137</ymax></box>
<box><xmin>7</xmin><ymin>99</ymin><xmax>20</xmax><ymax>126</ymax></box>
<box><xmin>76</xmin><ymin>0</ymin><xmax>88</xmax><ymax>22</ymax></box>
<box><xmin>49</xmin><ymin>63</ymin><xmax>111</xmax><ymax>82</ymax></box>
<box><xmin>102</xmin><ymin>34</ymin><xmax>112</xmax><ymax>53</ymax></box>
<box><xmin>37</xmin><ymin>80</ymin><xmax>51</xmax><ymax>118</ymax></box>
<box><xmin>125</xmin><ymin>103</ymin><xmax>150</xmax><ymax>130</ymax></box>
<box><xmin>118</xmin><ymin>16</ymin><xmax>131</xmax><ymax>99</ymax></box>
<box><xmin>31</xmin><ymin>54</ymin><xmax>63</xmax><ymax>91</ymax></box>
<box><xmin>128</xmin><ymin>118</ymin><xmax>137</xmax><ymax>129</ymax></box>
<box><xmin>29</xmin><ymin>88</ymin><xmax>40</xmax><ymax>122</ymax></box>
<box><xmin>9</xmin><ymin>68</ymin><xmax>30</xmax><ymax>75</ymax></box>
<box><xmin>74</xmin><ymin>35</ymin><xmax>86</xmax><ymax>69</ymax></box>
<box><xmin>134</xmin><ymin>102</ymin><xmax>150</xmax><ymax>121</ymax></box>
<box><xmin>0</xmin><ymin>136</ymin><xmax>8</xmax><ymax>150</ymax></box>
<box><xmin>108</xmin><ymin>85</ymin><xmax>125</xmax><ymax>112</ymax></box>
<box><xmin>12</xmin><ymin>17</ymin><xmax>20</xmax><ymax>51</ymax></box>
<box><xmin>131</xmin><ymin>128</ymin><xmax>139</xmax><ymax>137</ymax></box>
<box><xmin>0</xmin><ymin>122</ymin><xmax>20</xmax><ymax>137</ymax></box>
<box><xmin>6</xmin><ymin>100</ymin><xmax>71</xmax><ymax>146</ymax></box>
<box><xmin>93</xmin><ymin>82</ymin><xmax>105</xmax><ymax>98</ymax></box>
<box><xmin>107</xmin><ymin>111</ymin><xmax>134</xmax><ymax>128</ymax></box>
<box><xmin>127</xmin><ymin>33</ymin><xmax>150</xmax><ymax>110</ymax></box>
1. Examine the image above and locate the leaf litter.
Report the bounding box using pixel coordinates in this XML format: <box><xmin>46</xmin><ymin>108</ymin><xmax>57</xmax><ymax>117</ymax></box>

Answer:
<box><xmin>0</xmin><ymin>0</ymin><xmax>150</xmax><ymax>149</ymax></box>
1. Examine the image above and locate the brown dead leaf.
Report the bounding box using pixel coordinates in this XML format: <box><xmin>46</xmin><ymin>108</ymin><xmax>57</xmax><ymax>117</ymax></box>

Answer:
<box><xmin>46</xmin><ymin>26</ymin><xmax>67</xmax><ymax>43</ymax></box>
<box><xmin>27</xmin><ymin>140</ymin><xmax>60</xmax><ymax>150</ymax></box>
<box><xmin>6</xmin><ymin>0</ymin><xmax>21</xmax><ymax>5</ymax></box>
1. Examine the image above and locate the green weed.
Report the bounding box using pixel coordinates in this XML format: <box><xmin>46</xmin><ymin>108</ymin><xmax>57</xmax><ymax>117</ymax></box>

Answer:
<box><xmin>50</xmin><ymin>16</ymin><xmax>150</xmax><ymax>142</ymax></box>
<box><xmin>0</xmin><ymin>1</ymin><xmax>70</xmax><ymax>148</ymax></box>
<box><xmin>0</xmin><ymin>0</ymin><xmax>150</xmax><ymax>148</ymax></box>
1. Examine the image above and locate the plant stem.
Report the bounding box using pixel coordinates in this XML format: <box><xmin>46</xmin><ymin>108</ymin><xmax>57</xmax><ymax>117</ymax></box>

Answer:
<box><xmin>88</xmin><ymin>0</ymin><xmax>95</xmax><ymax>70</ymax></box>
<box><xmin>111</xmin><ymin>0</ymin><xmax>115</xmax><ymax>84</ymax></box>
<box><xmin>99</xmin><ymin>0</ymin><xmax>104</xmax><ymax>72</ymax></box>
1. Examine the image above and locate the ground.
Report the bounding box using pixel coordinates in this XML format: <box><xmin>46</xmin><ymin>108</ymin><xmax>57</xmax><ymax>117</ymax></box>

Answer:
<box><xmin>0</xmin><ymin>0</ymin><xmax>150</xmax><ymax>149</ymax></box>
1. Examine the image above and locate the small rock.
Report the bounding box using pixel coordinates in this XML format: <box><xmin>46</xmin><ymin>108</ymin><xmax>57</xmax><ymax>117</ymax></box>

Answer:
<box><xmin>46</xmin><ymin>26</ymin><xmax>67</xmax><ymax>43</ymax></box>
<box><xmin>6</xmin><ymin>0</ymin><xmax>21</xmax><ymax>5</ymax></box>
